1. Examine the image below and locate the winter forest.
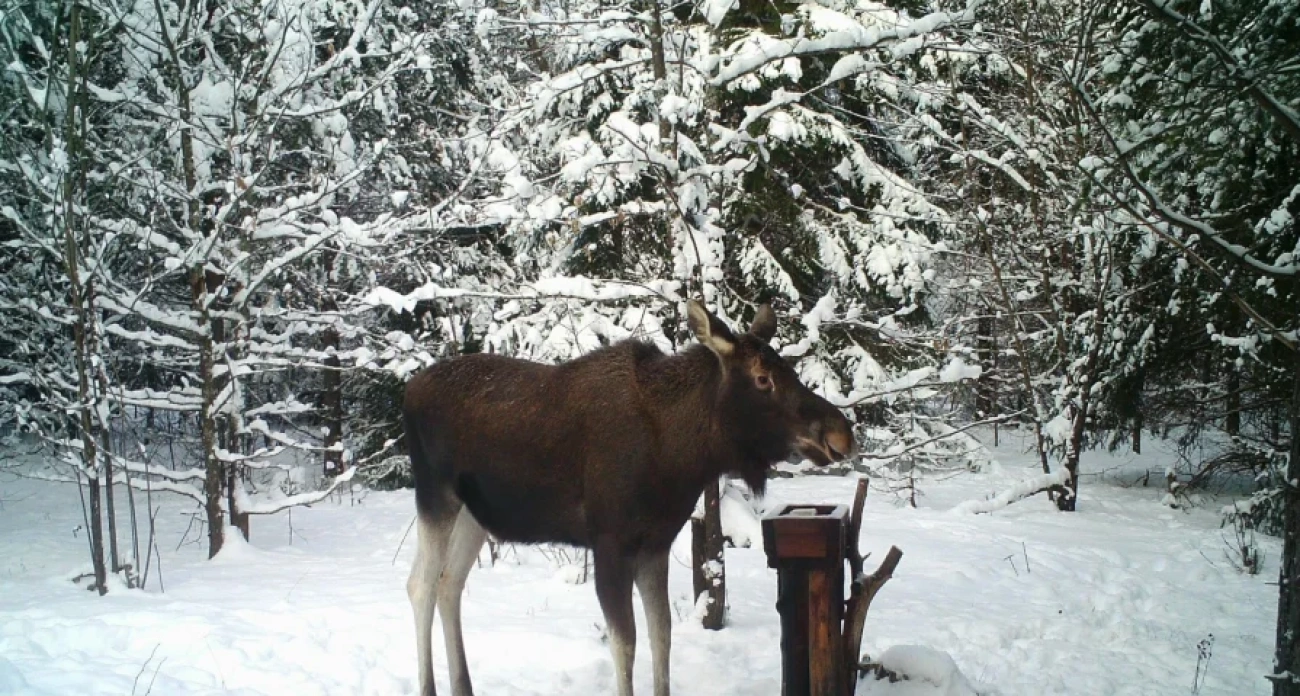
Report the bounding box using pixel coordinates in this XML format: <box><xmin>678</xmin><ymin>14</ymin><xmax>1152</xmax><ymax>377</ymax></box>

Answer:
<box><xmin>0</xmin><ymin>0</ymin><xmax>1297</xmax><ymax>693</ymax></box>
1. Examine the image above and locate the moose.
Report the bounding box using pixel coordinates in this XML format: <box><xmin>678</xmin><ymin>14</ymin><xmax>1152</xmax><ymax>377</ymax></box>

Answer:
<box><xmin>402</xmin><ymin>300</ymin><xmax>857</xmax><ymax>696</ymax></box>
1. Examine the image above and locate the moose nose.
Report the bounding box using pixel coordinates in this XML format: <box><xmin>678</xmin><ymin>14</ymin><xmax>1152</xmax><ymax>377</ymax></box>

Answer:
<box><xmin>824</xmin><ymin>428</ymin><xmax>855</xmax><ymax>461</ymax></box>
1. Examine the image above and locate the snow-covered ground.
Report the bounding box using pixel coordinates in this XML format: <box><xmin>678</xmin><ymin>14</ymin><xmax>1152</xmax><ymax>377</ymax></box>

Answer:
<box><xmin>0</xmin><ymin>428</ymin><xmax>1278</xmax><ymax>695</ymax></box>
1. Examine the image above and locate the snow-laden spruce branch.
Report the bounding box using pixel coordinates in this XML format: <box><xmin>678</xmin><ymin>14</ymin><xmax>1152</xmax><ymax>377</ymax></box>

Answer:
<box><xmin>103</xmin><ymin>323</ymin><xmax>198</xmax><ymax>352</ymax></box>
<box><xmin>1069</xmin><ymin>84</ymin><xmax>1298</xmax><ymax>352</ymax></box>
<box><xmin>96</xmin><ymin>290</ymin><xmax>205</xmax><ymax>337</ymax></box>
<box><xmin>532</xmin><ymin>57</ymin><xmax>652</xmax><ymax>116</ymax></box>
<box><xmin>0</xmin><ymin>372</ymin><xmax>34</xmax><ymax>385</ymax></box>
<box><xmin>710</xmin><ymin>0</ymin><xmax>979</xmax><ymax>86</ymax></box>
<box><xmin>1072</xmin><ymin>90</ymin><xmax>1297</xmax><ymax>282</ymax></box>
<box><xmin>1135</xmin><ymin>0</ymin><xmax>1300</xmax><ymax>146</ymax></box>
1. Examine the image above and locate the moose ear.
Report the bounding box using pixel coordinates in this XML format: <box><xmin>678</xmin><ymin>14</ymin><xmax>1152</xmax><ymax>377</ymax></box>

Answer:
<box><xmin>750</xmin><ymin>304</ymin><xmax>777</xmax><ymax>342</ymax></box>
<box><xmin>687</xmin><ymin>300</ymin><xmax>736</xmax><ymax>357</ymax></box>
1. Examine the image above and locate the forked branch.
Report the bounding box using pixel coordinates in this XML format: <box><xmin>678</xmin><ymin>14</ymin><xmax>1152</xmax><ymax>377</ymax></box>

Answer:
<box><xmin>842</xmin><ymin>478</ymin><xmax>904</xmax><ymax>694</ymax></box>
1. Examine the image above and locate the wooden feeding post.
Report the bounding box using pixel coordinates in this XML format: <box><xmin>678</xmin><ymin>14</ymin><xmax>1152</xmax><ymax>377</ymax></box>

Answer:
<box><xmin>762</xmin><ymin>480</ymin><xmax>903</xmax><ymax>696</ymax></box>
<box><xmin>763</xmin><ymin>503</ymin><xmax>849</xmax><ymax>696</ymax></box>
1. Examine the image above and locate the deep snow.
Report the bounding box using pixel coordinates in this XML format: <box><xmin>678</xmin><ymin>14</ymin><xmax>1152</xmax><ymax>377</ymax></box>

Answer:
<box><xmin>0</xmin><ymin>428</ymin><xmax>1279</xmax><ymax>695</ymax></box>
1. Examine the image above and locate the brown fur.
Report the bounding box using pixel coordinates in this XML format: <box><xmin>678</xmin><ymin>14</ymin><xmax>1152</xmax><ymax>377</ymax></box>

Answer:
<box><xmin>402</xmin><ymin>301</ymin><xmax>855</xmax><ymax>696</ymax></box>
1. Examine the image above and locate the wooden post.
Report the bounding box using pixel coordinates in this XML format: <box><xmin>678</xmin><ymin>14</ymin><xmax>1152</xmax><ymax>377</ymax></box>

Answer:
<box><xmin>762</xmin><ymin>504</ymin><xmax>849</xmax><ymax>696</ymax></box>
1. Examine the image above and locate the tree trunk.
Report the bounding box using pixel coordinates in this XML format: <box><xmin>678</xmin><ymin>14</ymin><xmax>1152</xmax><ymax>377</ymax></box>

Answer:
<box><xmin>703</xmin><ymin>479</ymin><xmax>726</xmax><ymax>629</ymax></box>
<box><xmin>1227</xmin><ymin>367</ymin><xmax>1241</xmax><ymax>436</ymax></box>
<box><xmin>976</xmin><ymin>314</ymin><xmax>995</xmax><ymax>419</ymax></box>
<box><xmin>1131</xmin><ymin>412</ymin><xmax>1142</xmax><ymax>455</ymax></box>
<box><xmin>1272</xmin><ymin>353</ymin><xmax>1300</xmax><ymax>695</ymax></box>
<box><xmin>321</xmin><ymin>249</ymin><xmax>344</xmax><ymax>477</ymax></box>
<box><xmin>102</xmin><ymin>428</ymin><xmax>120</xmax><ymax>572</ymax></box>
<box><xmin>224</xmin><ymin>401</ymin><xmax>249</xmax><ymax>542</ymax></box>
<box><xmin>60</xmin><ymin>2</ymin><xmax>107</xmax><ymax>596</ymax></box>
<box><xmin>227</xmin><ymin>466</ymin><xmax>249</xmax><ymax>541</ymax></box>
<box><xmin>151</xmin><ymin>0</ymin><xmax>222</xmax><ymax>559</ymax></box>
<box><xmin>647</xmin><ymin>0</ymin><xmax>670</xmax><ymax>144</ymax></box>
<box><xmin>87</xmin><ymin>474</ymin><xmax>107</xmax><ymax>594</ymax></box>
<box><xmin>194</xmin><ymin>267</ymin><xmax>225</xmax><ymax>559</ymax></box>
<box><xmin>693</xmin><ymin>479</ymin><xmax>727</xmax><ymax>629</ymax></box>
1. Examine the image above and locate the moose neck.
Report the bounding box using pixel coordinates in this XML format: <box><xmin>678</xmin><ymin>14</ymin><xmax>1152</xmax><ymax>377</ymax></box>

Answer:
<box><xmin>645</xmin><ymin>343</ymin><xmax>774</xmax><ymax>496</ymax></box>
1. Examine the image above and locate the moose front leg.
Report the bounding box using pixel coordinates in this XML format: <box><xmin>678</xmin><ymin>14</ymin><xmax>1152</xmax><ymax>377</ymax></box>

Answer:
<box><xmin>595</xmin><ymin>540</ymin><xmax>637</xmax><ymax>696</ymax></box>
<box><xmin>635</xmin><ymin>550</ymin><xmax>671</xmax><ymax>696</ymax></box>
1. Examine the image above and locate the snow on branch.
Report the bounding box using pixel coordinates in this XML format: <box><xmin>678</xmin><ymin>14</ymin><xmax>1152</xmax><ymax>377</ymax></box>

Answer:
<box><xmin>360</xmin><ymin>277</ymin><xmax>682</xmax><ymax>315</ymax></box>
<box><xmin>116</xmin><ymin>474</ymin><xmax>205</xmax><ymax>505</ymax></box>
<box><xmin>14</xmin><ymin>465</ymin><xmax>205</xmax><ymax>504</ymax></box>
<box><xmin>111</xmin><ymin>386</ymin><xmax>203</xmax><ymax>412</ymax></box>
<box><xmin>235</xmin><ymin>466</ymin><xmax>358</xmax><ymax>516</ymax></box>
<box><xmin>103</xmin><ymin>323</ymin><xmax>197</xmax><ymax>351</ymax></box>
<box><xmin>111</xmin><ymin>455</ymin><xmax>206</xmax><ymax>483</ymax></box>
<box><xmin>859</xmin><ymin>412</ymin><xmax>1025</xmax><ymax>462</ymax></box>
<box><xmin>97</xmin><ymin>291</ymin><xmax>204</xmax><ymax>336</ymax></box>
<box><xmin>533</xmin><ymin>58</ymin><xmax>651</xmax><ymax>117</ymax></box>
<box><xmin>711</xmin><ymin>1</ymin><xmax>977</xmax><ymax>86</ymax></box>
<box><xmin>263</xmin><ymin>0</ymin><xmax>385</xmax><ymax>103</ymax></box>
<box><xmin>950</xmin><ymin>468</ymin><xmax>1072</xmax><ymax>515</ymax></box>
<box><xmin>0</xmin><ymin>372</ymin><xmax>33</xmax><ymax>385</ymax></box>
<box><xmin>1137</xmin><ymin>0</ymin><xmax>1300</xmax><ymax>146</ymax></box>
<box><xmin>1069</xmin><ymin>54</ymin><xmax>1296</xmax><ymax>283</ymax></box>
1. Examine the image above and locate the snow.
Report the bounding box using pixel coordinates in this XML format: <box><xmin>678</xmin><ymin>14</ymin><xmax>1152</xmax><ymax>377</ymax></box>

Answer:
<box><xmin>864</xmin><ymin>645</ymin><xmax>981</xmax><ymax>696</ymax></box>
<box><xmin>938</xmin><ymin>356</ymin><xmax>982</xmax><ymax>383</ymax></box>
<box><xmin>0</xmin><ymin>428</ymin><xmax>1279</xmax><ymax>695</ymax></box>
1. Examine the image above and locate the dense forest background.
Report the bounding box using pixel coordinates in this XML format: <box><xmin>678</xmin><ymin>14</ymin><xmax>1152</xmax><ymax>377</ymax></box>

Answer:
<box><xmin>1</xmin><ymin>0</ymin><xmax>1297</xmax><ymax>688</ymax></box>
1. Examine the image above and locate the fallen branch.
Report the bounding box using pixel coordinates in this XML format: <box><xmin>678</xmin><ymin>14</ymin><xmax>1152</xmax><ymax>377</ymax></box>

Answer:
<box><xmin>841</xmin><ymin>477</ymin><xmax>904</xmax><ymax>693</ymax></box>
<box><xmin>950</xmin><ymin>469</ymin><xmax>1072</xmax><ymax>515</ymax></box>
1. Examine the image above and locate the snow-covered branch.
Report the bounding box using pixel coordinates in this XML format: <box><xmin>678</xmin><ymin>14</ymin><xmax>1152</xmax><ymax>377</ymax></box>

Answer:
<box><xmin>360</xmin><ymin>277</ymin><xmax>682</xmax><ymax>315</ymax></box>
<box><xmin>950</xmin><ymin>468</ymin><xmax>1072</xmax><ymax>515</ymax></box>
<box><xmin>235</xmin><ymin>467</ymin><xmax>358</xmax><ymax>516</ymax></box>
<box><xmin>711</xmin><ymin>2</ymin><xmax>977</xmax><ymax>86</ymax></box>
<box><xmin>1136</xmin><ymin>0</ymin><xmax>1300</xmax><ymax>146</ymax></box>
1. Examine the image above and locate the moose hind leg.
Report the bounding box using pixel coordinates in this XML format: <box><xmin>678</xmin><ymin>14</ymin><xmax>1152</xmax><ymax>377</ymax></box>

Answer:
<box><xmin>595</xmin><ymin>541</ymin><xmax>637</xmax><ymax>696</ymax></box>
<box><xmin>635</xmin><ymin>551</ymin><xmax>671</xmax><ymax>696</ymax></box>
<box><xmin>408</xmin><ymin>510</ymin><xmax>455</xmax><ymax>696</ymax></box>
<box><xmin>438</xmin><ymin>507</ymin><xmax>488</xmax><ymax>696</ymax></box>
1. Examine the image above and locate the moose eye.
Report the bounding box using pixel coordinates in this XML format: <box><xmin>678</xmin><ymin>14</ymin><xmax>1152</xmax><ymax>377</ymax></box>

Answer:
<box><xmin>755</xmin><ymin>373</ymin><xmax>773</xmax><ymax>391</ymax></box>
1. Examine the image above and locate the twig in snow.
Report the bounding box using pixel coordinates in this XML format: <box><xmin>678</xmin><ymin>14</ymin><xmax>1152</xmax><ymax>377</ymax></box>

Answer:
<box><xmin>152</xmin><ymin>530</ymin><xmax>165</xmax><ymax>593</ymax></box>
<box><xmin>205</xmin><ymin>639</ymin><xmax>227</xmax><ymax>689</ymax></box>
<box><xmin>1022</xmin><ymin>542</ymin><xmax>1031</xmax><ymax>574</ymax></box>
<box><xmin>176</xmin><ymin>508</ymin><xmax>201</xmax><ymax>551</ymax></box>
<box><xmin>393</xmin><ymin>514</ymin><xmax>417</xmax><ymax>566</ymax></box>
<box><xmin>142</xmin><ymin>464</ymin><xmax>159</xmax><ymax>591</ymax></box>
<box><xmin>1193</xmin><ymin>633</ymin><xmax>1214</xmax><ymax>693</ymax></box>
<box><xmin>144</xmin><ymin>656</ymin><xmax>166</xmax><ymax>696</ymax></box>
<box><xmin>131</xmin><ymin>644</ymin><xmax>161</xmax><ymax>696</ymax></box>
